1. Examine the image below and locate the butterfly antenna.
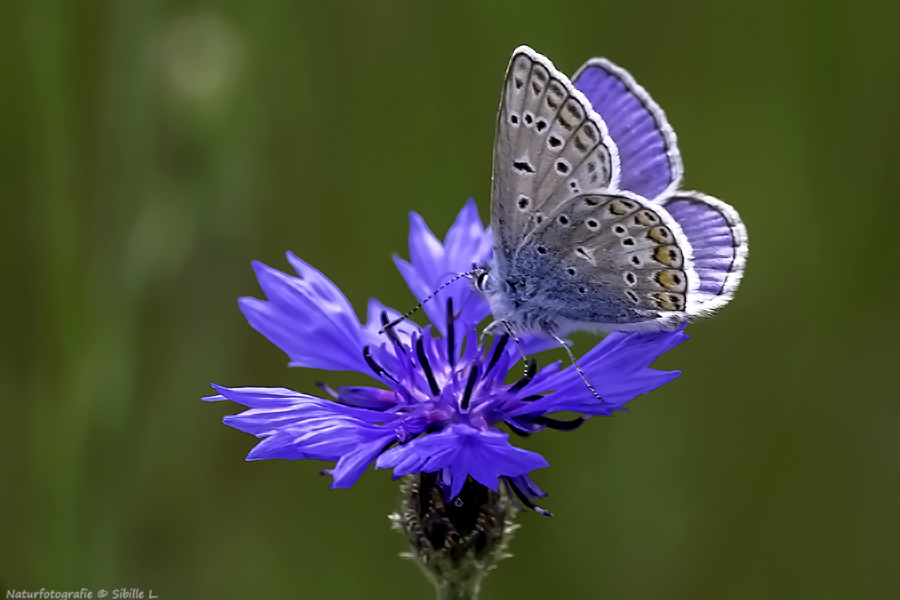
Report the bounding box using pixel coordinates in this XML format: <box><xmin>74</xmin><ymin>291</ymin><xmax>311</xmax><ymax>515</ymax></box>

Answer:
<box><xmin>378</xmin><ymin>270</ymin><xmax>478</xmax><ymax>334</ymax></box>
<box><xmin>550</xmin><ymin>332</ymin><xmax>604</xmax><ymax>403</ymax></box>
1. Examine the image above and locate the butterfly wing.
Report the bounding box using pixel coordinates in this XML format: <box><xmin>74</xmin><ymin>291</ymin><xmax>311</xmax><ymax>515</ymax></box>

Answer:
<box><xmin>659</xmin><ymin>192</ymin><xmax>748</xmax><ymax>313</ymax></box>
<box><xmin>508</xmin><ymin>191</ymin><xmax>698</xmax><ymax>332</ymax></box>
<box><xmin>491</xmin><ymin>47</ymin><xmax>621</xmax><ymax>275</ymax></box>
<box><xmin>573</xmin><ymin>58</ymin><xmax>682</xmax><ymax>201</ymax></box>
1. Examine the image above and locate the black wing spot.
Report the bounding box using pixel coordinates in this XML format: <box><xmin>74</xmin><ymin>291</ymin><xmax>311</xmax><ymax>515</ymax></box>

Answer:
<box><xmin>537</xmin><ymin>246</ymin><xmax>547</xmax><ymax>254</ymax></box>
<box><xmin>509</xmin><ymin>113</ymin><xmax>519</xmax><ymax>125</ymax></box>
<box><xmin>513</xmin><ymin>161</ymin><xmax>535</xmax><ymax>174</ymax></box>
<box><xmin>517</xmin><ymin>196</ymin><xmax>530</xmax><ymax>210</ymax></box>
<box><xmin>579</xmin><ymin>286</ymin><xmax>587</xmax><ymax>294</ymax></box>
<box><xmin>558</xmin><ymin>214</ymin><xmax>570</xmax><ymax>225</ymax></box>
<box><xmin>567</xmin><ymin>267</ymin><xmax>576</xmax><ymax>276</ymax></box>
<box><xmin>524</xmin><ymin>112</ymin><xmax>534</xmax><ymax>126</ymax></box>
<box><xmin>555</xmin><ymin>160</ymin><xmax>570</xmax><ymax>174</ymax></box>
<box><xmin>622</xmin><ymin>238</ymin><xmax>635</xmax><ymax>246</ymax></box>
<box><xmin>624</xmin><ymin>272</ymin><xmax>636</xmax><ymax>285</ymax></box>
<box><xmin>586</xmin><ymin>219</ymin><xmax>599</xmax><ymax>230</ymax></box>
<box><xmin>548</xmin><ymin>136</ymin><xmax>562</xmax><ymax>149</ymax></box>
<box><xmin>626</xmin><ymin>290</ymin><xmax>639</xmax><ymax>303</ymax></box>
<box><xmin>614</xmin><ymin>225</ymin><xmax>626</xmax><ymax>234</ymax></box>
<box><xmin>631</xmin><ymin>255</ymin><xmax>642</xmax><ymax>266</ymax></box>
<box><xmin>535</xmin><ymin>215</ymin><xmax>544</xmax><ymax>224</ymax></box>
<box><xmin>536</xmin><ymin>119</ymin><xmax>547</xmax><ymax>132</ymax></box>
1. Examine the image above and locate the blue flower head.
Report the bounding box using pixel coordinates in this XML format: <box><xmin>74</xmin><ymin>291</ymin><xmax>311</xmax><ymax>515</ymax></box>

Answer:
<box><xmin>205</xmin><ymin>200</ymin><xmax>688</xmax><ymax>510</ymax></box>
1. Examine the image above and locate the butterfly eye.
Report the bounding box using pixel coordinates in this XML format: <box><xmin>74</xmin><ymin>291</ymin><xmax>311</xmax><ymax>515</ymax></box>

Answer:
<box><xmin>476</xmin><ymin>272</ymin><xmax>489</xmax><ymax>290</ymax></box>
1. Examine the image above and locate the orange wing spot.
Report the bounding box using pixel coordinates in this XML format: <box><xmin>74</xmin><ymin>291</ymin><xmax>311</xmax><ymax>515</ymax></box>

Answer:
<box><xmin>634</xmin><ymin>211</ymin><xmax>659</xmax><ymax>227</ymax></box>
<box><xmin>652</xmin><ymin>292</ymin><xmax>684</xmax><ymax>311</ymax></box>
<box><xmin>653</xmin><ymin>246</ymin><xmax>681</xmax><ymax>266</ymax></box>
<box><xmin>609</xmin><ymin>200</ymin><xmax>629</xmax><ymax>215</ymax></box>
<box><xmin>655</xmin><ymin>270</ymin><xmax>676</xmax><ymax>289</ymax></box>
<box><xmin>647</xmin><ymin>226</ymin><xmax>671</xmax><ymax>244</ymax></box>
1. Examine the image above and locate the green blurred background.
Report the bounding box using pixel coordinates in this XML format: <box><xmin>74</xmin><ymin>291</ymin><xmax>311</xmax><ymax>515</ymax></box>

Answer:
<box><xmin>3</xmin><ymin>0</ymin><xmax>899</xmax><ymax>598</ymax></box>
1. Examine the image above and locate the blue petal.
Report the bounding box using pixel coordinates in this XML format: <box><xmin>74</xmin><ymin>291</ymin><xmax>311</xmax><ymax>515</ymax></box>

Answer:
<box><xmin>331</xmin><ymin>432</ymin><xmax>398</xmax><ymax>489</ymax></box>
<box><xmin>396</xmin><ymin>199</ymin><xmax>493</xmax><ymax>335</ymax></box>
<box><xmin>376</xmin><ymin>423</ymin><xmax>548</xmax><ymax>496</ymax></box>
<box><xmin>211</xmin><ymin>384</ymin><xmax>400</xmax><ymax>481</ymax></box>
<box><xmin>240</xmin><ymin>254</ymin><xmax>416</xmax><ymax>375</ymax></box>
<box><xmin>510</xmin><ymin>327</ymin><xmax>689</xmax><ymax>417</ymax></box>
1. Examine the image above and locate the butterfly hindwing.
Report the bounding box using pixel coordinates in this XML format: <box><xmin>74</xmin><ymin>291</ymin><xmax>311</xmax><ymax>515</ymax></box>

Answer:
<box><xmin>573</xmin><ymin>58</ymin><xmax>682</xmax><ymax>201</ymax></box>
<box><xmin>508</xmin><ymin>191</ymin><xmax>697</xmax><ymax>330</ymax></box>
<box><xmin>660</xmin><ymin>192</ymin><xmax>747</xmax><ymax>313</ymax></box>
<box><xmin>492</xmin><ymin>47</ymin><xmax>620</xmax><ymax>272</ymax></box>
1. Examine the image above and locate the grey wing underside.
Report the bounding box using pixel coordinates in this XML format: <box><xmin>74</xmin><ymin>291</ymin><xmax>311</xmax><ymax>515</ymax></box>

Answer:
<box><xmin>491</xmin><ymin>46</ymin><xmax>621</xmax><ymax>273</ymax></box>
<box><xmin>508</xmin><ymin>191</ymin><xmax>698</xmax><ymax>330</ymax></box>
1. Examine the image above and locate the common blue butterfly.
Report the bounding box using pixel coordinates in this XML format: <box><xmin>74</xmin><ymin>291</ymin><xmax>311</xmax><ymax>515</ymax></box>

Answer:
<box><xmin>474</xmin><ymin>46</ymin><xmax>748</xmax><ymax>342</ymax></box>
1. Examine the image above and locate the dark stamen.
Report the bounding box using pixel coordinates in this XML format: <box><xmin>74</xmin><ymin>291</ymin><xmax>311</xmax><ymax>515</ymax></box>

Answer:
<box><xmin>538</xmin><ymin>416</ymin><xmax>586</xmax><ymax>431</ymax></box>
<box><xmin>363</xmin><ymin>345</ymin><xmax>398</xmax><ymax>384</ymax></box>
<box><xmin>416</xmin><ymin>337</ymin><xmax>441</xmax><ymax>396</ymax></box>
<box><xmin>501</xmin><ymin>477</ymin><xmax>526</xmax><ymax>512</ymax></box>
<box><xmin>487</xmin><ymin>334</ymin><xmax>510</xmax><ymax>373</ymax></box>
<box><xmin>460</xmin><ymin>363</ymin><xmax>479</xmax><ymax>411</ymax></box>
<box><xmin>446</xmin><ymin>298</ymin><xmax>455</xmax><ymax>367</ymax></box>
<box><xmin>509</xmin><ymin>358</ymin><xmax>537</xmax><ymax>392</ymax></box>
<box><xmin>505</xmin><ymin>477</ymin><xmax>553</xmax><ymax>517</ymax></box>
<box><xmin>380</xmin><ymin>311</ymin><xmax>404</xmax><ymax>350</ymax></box>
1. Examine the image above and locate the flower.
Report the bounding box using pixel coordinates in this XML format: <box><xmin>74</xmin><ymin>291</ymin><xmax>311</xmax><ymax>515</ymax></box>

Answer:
<box><xmin>205</xmin><ymin>199</ymin><xmax>688</xmax><ymax>509</ymax></box>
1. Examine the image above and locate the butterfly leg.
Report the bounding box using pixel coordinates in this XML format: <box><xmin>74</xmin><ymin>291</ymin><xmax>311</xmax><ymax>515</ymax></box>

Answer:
<box><xmin>549</xmin><ymin>332</ymin><xmax>604</xmax><ymax>403</ymax></box>
<box><xmin>499</xmin><ymin>320</ymin><xmax>531</xmax><ymax>378</ymax></box>
<box><xmin>480</xmin><ymin>319</ymin><xmax>506</xmax><ymax>342</ymax></box>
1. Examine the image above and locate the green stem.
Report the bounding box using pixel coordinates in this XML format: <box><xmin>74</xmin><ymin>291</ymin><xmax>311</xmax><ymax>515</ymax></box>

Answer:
<box><xmin>433</xmin><ymin>575</ymin><xmax>482</xmax><ymax>600</ymax></box>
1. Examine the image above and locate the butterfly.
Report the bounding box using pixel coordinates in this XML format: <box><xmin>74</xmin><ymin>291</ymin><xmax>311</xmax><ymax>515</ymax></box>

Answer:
<box><xmin>473</xmin><ymin>46</ymin><xmax>748</xmax><ymax>342</ymax></box>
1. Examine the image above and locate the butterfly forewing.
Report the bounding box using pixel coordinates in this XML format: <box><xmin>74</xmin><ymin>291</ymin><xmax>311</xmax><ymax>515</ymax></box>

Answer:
<box><xmin>573</xmin><ymin>58</ymin><xmax>682</xmax><ymax>201</ymax></box>
<box><xmin>492</xmin><ymin>47</ymin><xmax>620</xmax><ymax>272</ymax></box>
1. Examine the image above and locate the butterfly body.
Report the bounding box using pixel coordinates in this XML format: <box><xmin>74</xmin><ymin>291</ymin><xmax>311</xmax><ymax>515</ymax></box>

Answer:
<box><xmin>478</xmin><ymin>47</ymin><xmax>747</xmax><ymax>337</ymax></box>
